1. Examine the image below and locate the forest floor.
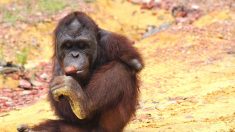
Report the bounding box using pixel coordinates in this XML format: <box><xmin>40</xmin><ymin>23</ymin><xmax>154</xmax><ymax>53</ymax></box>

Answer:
<box><xmin>0</xmin><ymin>0</ymin><xmax>235</xmax><ymax>131</ymax></box>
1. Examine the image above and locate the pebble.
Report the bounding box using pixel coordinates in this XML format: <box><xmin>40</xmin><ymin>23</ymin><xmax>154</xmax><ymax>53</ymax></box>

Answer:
<box><xmin>31</xmin><ymin>90</ymin><xmax>38</xmax><ymax>95</ymax></box>
<box><xmin>19</xmin><ymin>79</ymin><xmax>32</xmax><ymax>89</ymax></box>
<box><xmin>5</xmin><ymin>101</ymin><xmax>14</xmax><ymax>107</ymax></box>
<box><xmin>2</xmin><ymin>88</ymin><xmax>12</xmax><ymax>93</ymax></box>
<box><xmin>0</xmin><ymin>62</ymin><xmax>50</xmax><ymax>113</ymax></box>
<box><xmin>31</xmin><ymin>80</ymin><xmax>43</xmax><ymax>87</ymax></box>
<box><xmin>21</xmin><ymin>91</ymin><xmax>31</xmax><ymax>96</ymax></box>
<box><xmin>0</xmin><ymin>96</ymin><xmax>12</xmax><ymax>101</ymax></box>
<box><xmin>40</xmin><ymin>73</ymin><xmax>48</xmax><ymax>80</ymax></box>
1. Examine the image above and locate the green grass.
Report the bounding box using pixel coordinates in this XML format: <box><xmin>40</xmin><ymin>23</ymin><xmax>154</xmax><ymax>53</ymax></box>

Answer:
<box><xmin>0</xmin><ymin>47</ymin><xmax>4</xmax><ymax>61</ymax></box>
<box><xmin>84</xmin><ymin>0</ymin><xmax>96</xmax><ymax>3</ymax></box>
<box><xmin>0</xmin><ymin>0</ymin><xmax>82</xmax><ymax>24</ymax></box>
<box><xmin>39</xmin><ymin>0</ymin><xmax>67</xmax><ymax>13</ymax></box>
<box><xmin>16</xmin><ymin>48</ymin><xmax>29</xmax><ymax>67</ymax></box>
<box><xmin>2</xmin><ymin>11</ymin><xmax>19</xmax><ymax>24</ymax></box>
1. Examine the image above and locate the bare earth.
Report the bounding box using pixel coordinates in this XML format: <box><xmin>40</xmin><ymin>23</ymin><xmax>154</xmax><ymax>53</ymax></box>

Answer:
<box><xmin>0</xmin><ymin>0</ymin><xmax>235</xmax><ymax>131</ymax></box>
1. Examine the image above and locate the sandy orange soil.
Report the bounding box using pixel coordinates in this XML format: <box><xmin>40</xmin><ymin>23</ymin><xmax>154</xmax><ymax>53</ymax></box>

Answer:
<box><xmin>0</xmin><ymin>0</ymin><xmax>235</xmax><ymax>131</ymax></box>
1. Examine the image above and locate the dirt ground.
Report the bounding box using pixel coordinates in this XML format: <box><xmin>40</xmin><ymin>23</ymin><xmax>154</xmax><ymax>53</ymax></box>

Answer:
<box><xmin>0</xmin><ymin>0</ymin><xmax>235</xmax><ymax>131</ymax></box>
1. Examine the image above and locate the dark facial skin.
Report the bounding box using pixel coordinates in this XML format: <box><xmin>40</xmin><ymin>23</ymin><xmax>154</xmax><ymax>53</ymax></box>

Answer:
<box><xmin>57</xmin><ymin>19</ymin><xmax>98</xmax><ymax>81</ymax></box>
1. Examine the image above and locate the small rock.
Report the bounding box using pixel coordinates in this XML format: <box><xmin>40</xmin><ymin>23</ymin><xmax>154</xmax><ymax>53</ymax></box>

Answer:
<box><xmin>31</xmin><ymin>80</ymin><xmax>43</xmax><ymax>87</ymax></box>
<box><xmin>2</xmin><ymin>88</ymin><xmax>12</xmax><ymax>93</ymax></box>
<box><xmin>0</xmin><ymin>67</ymin><xmax>20</xmax><ymax>74</ymax></box>
<box><xmin>19</xmin><ymin>79</ymin><xmax>32</xmax><ymax>89</ymax></box>
<box><xmin>21</xmin><ymin>91</ymin><xmax>31</xmax><ymax>96</ymax></box>
<box><xmin>17</xmin><ymin>124</ymin><xmax>30</xmax><ymax>132</ymax></box>
<box><xmin>5</xmin><ymin>101</ymin><xmax>14</xmax><ymax>107</ymax></box>
<box><xmin>31</xmin><ymin>90</ymin><xmax>38</xmax><ymax>95</ymax></box>
<box><xmin>40</xmin><ymin>73</ymin><xmax>49</xmax><ymax>80</ymax></box>
<box><xmin>0</xmin><ymin>96</ymin><xmax>12</xmax><ymax>101</ymax></box>
<box><xmin>142</xmin><ymin>23</ymin><xmax>171</xmax><ymax>38</ymax></box>
<box><xmin>172</xmin><ymin>5</ymin><xmax>187</xmax><ymax>18</ymax></box>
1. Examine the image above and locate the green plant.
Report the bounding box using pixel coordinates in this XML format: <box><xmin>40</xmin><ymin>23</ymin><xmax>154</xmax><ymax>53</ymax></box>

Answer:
<box><xmin>16</xmin><ymin>48</ymin><xmax>29</xmax><ymax>67</ymax></box>
<box><xmin>0</xmin><ymin>47</ymin><xmax>4</xmax><ymax>61</ymax></box>
<box><xmin>2</xmin><ymin>11</ymin><xmax>19</xmax><ymax>24</ymax></box>
<box><xmin>39</xmin><ymin>0</ymin><xmax>67</xmax><ymax>13</ymax></box>
<box><xmin>84</xmin><ymin>0</ymin><xmax>96</xmax><ymax>3</ymax></box>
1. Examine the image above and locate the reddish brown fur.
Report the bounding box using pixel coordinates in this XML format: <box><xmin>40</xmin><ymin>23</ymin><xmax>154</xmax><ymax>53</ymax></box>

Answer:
<box><xmin>30</xmin><ymin>12</ymin><xmax>143</xmax><ymax>132</ymax></box>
